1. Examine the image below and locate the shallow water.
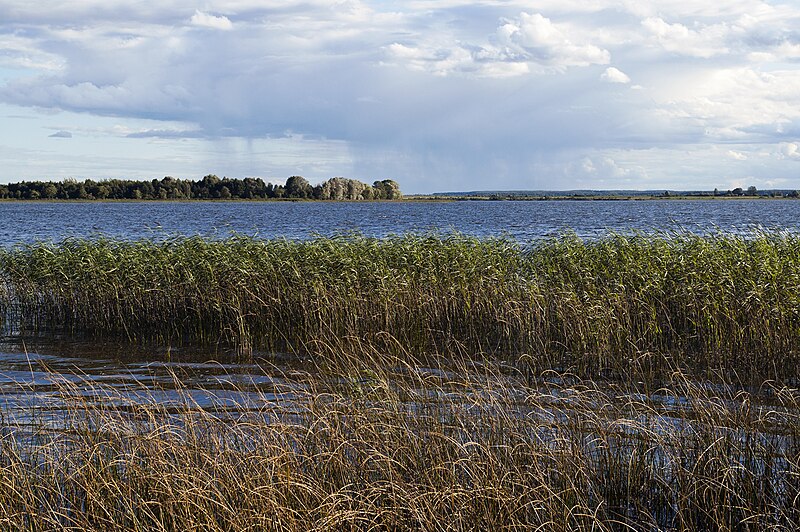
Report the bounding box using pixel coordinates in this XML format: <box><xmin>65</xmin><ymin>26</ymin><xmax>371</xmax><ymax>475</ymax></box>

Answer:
<box><xmin>0</xmin><ymin>339</ymin><xmax>314</xmax><ymax>430</ymax></box>
<box><xmin>0</xmin><ymin>336</ymin><xmax>791</xmax><ymax>428</ymax></box>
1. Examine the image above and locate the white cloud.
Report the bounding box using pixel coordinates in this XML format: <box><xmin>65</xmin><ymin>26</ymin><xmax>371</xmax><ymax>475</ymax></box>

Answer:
<box><xmin>384</xmin><ymin>42</ymin><xmax>530</xmax><ymax>78</ymax></box>
<box><xmin>640</xmin><ymin>10</ymin><xmax>800</xmax><ymax>62</ymax></box>
<box><xmin>384</xmin><ymin>11</ymin><xmax>610</xmax><ymax>78</ymax></box>
<box><xmin>601</xmin><ymin>67</ymin><xmax>630</xmax><ymax>84</ymax></box>
<box><xmin>647</xmin><ymin>67</ymin><xmax>800</xmax><ymax>141</ymax></box>
<box><xmin>780</xmin><ymin>143</ymin><xmax>800</xmax><ymax>159</ymax></box>
<box><xmin>496</xmin><ymin>12</ymin><xmax>610</xmax><ymax>67</ymax></box>
<box><xmin>641</xmin><ymin>17</ymin><xmax>733</xmax><ymax>58</ymax></box>
<box><xmin>0</xmin><ymin>35</ymin><xmax>65</xmax><ymax>71</ymax></box>
<box><xmin>728</xmin><ymin>150</ymin><xmax>747</xmax><ymax>160</ymax></box>
<box><xmin>190</xmin><ymin>10</ymin><xmax>233</xmax><ymax>30</ymax></box>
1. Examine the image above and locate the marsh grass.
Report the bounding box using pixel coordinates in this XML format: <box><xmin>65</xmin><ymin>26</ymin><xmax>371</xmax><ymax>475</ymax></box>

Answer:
<box><xmin>1</xmin><ymin>232</ymin><xmax>799</xmax><ymax>383</ymax></box>
<box><xmin>0</xmin><ymin>347</ymin><xmax>798</xmax><ymax>531</ymax></box>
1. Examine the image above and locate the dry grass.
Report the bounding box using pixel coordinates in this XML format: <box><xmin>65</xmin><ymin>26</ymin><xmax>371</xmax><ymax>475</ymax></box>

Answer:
<box><xmin>0</xmin><ymin>347</ymin><xmax>798</xmax><ymax>531</ymax></box>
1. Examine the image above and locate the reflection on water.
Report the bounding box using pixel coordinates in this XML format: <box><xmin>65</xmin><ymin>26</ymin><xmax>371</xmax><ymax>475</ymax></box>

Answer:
<box><xmin>1</xmin><ymin>336</ymin><xmax>794</xmax><ymax>433</ymax></box>
<box><xmin>0</xmin><ymin>339</ymin><xmax>313</xmax><ymax>431</ymax></box>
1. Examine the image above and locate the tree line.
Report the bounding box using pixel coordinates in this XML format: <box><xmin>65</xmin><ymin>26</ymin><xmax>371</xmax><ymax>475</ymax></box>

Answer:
<box><xmin>0</xmin><ymin>175</ymin><xmax>402</xmax><ymax>201</ymax></box>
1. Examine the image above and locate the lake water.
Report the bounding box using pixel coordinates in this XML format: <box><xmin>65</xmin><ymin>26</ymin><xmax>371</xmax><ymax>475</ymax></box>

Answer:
<box><xmin>0</xmin><ymin>338</ymin><xmax>303</xmax><ymax>428</ymax></box>
<box><xmin>1</xmin><ymin>199</ymin><xmax>799</xmax><ymax>246</ymax></box>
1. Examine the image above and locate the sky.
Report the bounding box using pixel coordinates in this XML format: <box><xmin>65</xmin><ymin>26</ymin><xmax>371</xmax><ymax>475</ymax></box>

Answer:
<box><xmin>1</xmin><ymin>1</ymin><xmax>800</xmax><ymax>194</ymax></box>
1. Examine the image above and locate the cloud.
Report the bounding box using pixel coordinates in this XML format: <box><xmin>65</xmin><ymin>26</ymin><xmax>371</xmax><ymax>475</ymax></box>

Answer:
<box><xmin>190</xmin><ymin>10</ymin><xmax>233</xmax><ymax>30</ymax></box>
<box><xmin>642</xmin><ymin>17</ymin><xmax>730</xmax><ymax>58</ymax></box>
<box><xmin>383</xmin><ymin>42</ymin><xmax>530</xmax><ymax>78</ymax></box>
<box><xmin>780</xmin><ymin>143</ymin><xmax>800</xmax><ymax>159</ymax></box>
<box><xmin>0</xmin><ymin>34</ymin><xmax>65</xmax><ymax>72</ymax></box>
<box><xmin>727</xmin><ymin>150</ymin><xmax>747</xmax><ymax>160</ymax></box>
<box><xmin>496</xmin><ymin>12</ymin><xmax>610</xmax><ymax>68</ymax></box>
<box><xmin>601</xmin><ymin>67</ymin><xmax>630</xmax><ymax>84</ymax></box>
<box><xmin>640</xmin><ymin>11</ymin><xmax>800</xmax><ymax>62</ymax></box>
<box><xmin>639</xmin><ymin>66</ymin><xmax>800</xmax><ymax>145</ymax></box>
<box><xmin>48</xmin><ymin>130</ymin><xmax>72</xmax><ymax>138</ymax></box>
<box><xmin>571</xmin><ymin>156</ymin><xmax>648</xmax><ymax>183</ymax></box>
<box><xmin>384</xmin><ymin>11</ymin><xmax>610</xmax><ymax>78</ymax></box>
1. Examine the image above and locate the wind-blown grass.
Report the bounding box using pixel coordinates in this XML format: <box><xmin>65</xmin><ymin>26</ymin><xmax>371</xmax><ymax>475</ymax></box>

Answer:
<box><xmin>1</xmin><ymin>350</ymin><xmax>798</xmax><ymax>531</ymax></box>
<box><xmin>1</xmin><ymin>231</ymin><xmax>799</xmax><ymax>382</ymax></box>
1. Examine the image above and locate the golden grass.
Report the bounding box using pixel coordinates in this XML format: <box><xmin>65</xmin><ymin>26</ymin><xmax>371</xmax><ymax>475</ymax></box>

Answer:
<box><xmin>0</xmin><ymin>347</ymin><xmax>798</xmax><ymax>531</ymax></box>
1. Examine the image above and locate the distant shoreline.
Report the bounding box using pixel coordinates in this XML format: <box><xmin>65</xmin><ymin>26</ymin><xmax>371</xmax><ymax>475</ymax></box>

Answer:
<box><xmin>1</xmin><ymin>194</ymin><xmax>798</xmax><ymax>203</ymax></box>
<box><xmin>408</xmin><ymin>194</ymin><xmax>799</xmax><ymax>201</ymax></box>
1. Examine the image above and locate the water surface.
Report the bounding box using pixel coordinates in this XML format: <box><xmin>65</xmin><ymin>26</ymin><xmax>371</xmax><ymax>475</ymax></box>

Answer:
<box><xmin>2</xmin><ymin>199</ymin><xmax>798</xmax><ymax>246</ymax></box>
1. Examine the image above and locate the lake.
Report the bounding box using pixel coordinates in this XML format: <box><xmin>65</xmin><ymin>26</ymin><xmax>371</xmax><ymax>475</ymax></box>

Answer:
<box><xmin>2</xmin><ymin>199</ymin><xmax>799</xmax><ymax>246</ymax></box>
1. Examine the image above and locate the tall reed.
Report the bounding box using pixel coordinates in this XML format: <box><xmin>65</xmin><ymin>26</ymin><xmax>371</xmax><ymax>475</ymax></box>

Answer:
<box><xmin>1</xmin><ymin>231</ymin><xmax>799</xmax><ymax>382</ymax></box>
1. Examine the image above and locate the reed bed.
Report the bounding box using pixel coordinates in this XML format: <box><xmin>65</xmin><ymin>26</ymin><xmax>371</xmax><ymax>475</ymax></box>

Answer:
<box><xmin>1</xmin><ymin>349</ymin><xmax>798</xmax><ymax>531</ymax></box>
<box><xmin>1</xmin><ymin>232</ymin><xmax>799</xmax><ymax>383</ymax></box>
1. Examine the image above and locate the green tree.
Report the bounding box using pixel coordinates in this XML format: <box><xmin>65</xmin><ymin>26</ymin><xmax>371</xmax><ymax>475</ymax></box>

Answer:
<box><xmin>374</xmin><ymin>179</ymin><xmax>402</xmax><ymax>200</ymax></box>
<box><xmin>285</xmin><ymin>176</ymin><xmax>312</xmax><ymax>198</ymax></box>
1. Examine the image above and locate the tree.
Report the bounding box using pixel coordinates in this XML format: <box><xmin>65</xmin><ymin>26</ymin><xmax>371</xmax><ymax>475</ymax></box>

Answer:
<box><xmin>0</xmin><ymin>175</ymin><xmax>400</xmax><ymax>201</ymax></box>
<box><xmin>747</xmin><ymin>185</ymin><xmax>757</xmax><ymax>196</ymax></box>
<box><xmin>285</xmin><ymin>176</ymin><xmax>312</xmax><ymax>198</ymax></box>
<box><xmin>197</xmin><ymin>174</ymin><xmax>221</xmax><ymax>198</ymax></box>
<box><xmin>374</xmin><ymin>179</ymin><xmax>402</xmax><ymax>200</ymax></box>
<box><xmin>320</xmin><ymin>177</ymin><xmax>347</xmax><ymax>200</ymax></box>
<box><xmin>346</xmin><ymin>179</ymin><xmax>367</xmax><ymax>200</ymax></box>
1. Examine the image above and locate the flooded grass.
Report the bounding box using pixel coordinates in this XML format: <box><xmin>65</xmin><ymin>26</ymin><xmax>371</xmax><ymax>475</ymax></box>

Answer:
<box><xmin>0</xmin><ymin>348</ymin><xmax>798</xmax><ymax>530</ymax></box>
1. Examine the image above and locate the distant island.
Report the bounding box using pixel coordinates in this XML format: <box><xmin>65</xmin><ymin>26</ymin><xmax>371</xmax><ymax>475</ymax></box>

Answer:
<box><xmin>0</xmin><ymin>175</ymin><xmax>402</xmax><ymax>201</ymax></box>
<box><xmin>420</xmin><ymin>186</ymin><xmax>799</xmax><ymax>200</ymax></box>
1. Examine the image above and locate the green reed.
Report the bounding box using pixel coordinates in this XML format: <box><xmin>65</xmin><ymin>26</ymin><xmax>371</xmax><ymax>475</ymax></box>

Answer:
<box><xmin>1</xmin><ymin>350</ymin><xmax>798</xmax><ymax>531</ymax></box>
<box><xmin>1</xmin><ymin>231</ymin><xmax>799</xmax><ymax>382</ymax></box>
